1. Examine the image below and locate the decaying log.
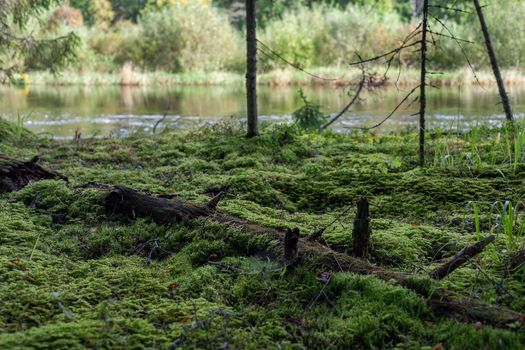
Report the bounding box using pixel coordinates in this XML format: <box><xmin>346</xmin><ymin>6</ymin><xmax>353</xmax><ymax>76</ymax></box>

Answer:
<box><xmin>105</xmin><ymin>186</ymin><xmax>223</xmax><ymax>224</ymax></box>
<box><xmin>99</xmin><ymin>188</ymin><xmax>523</xmax><ymax>328</ymax></box>
<box><xmin>0</xmin><ymin>155</ymin><xmax>66</xmax><ymax>193</ymax></box>
<box><xmin>352</xmin><ymin>198</ymin><xmax>370</xmax><ymax>258</ymax></box>
<box><xmin>429</xmin><ymin>236</ymin><xmax>496</xmax><ymax>280</ymax></box>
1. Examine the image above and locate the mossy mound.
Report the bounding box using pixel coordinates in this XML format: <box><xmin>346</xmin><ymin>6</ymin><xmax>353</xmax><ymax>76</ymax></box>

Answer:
<box><xmin>1</xmin><ymin>121</ymin><xmax>525</xmax><ymax>348</ymax></box>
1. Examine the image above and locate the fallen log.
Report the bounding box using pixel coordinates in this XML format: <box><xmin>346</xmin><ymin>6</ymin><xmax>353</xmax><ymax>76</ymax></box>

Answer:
<box><xmin>105</xmin><ymin>186</ymin><xmax>223</xmax><ymax>224</ymax></box>
<box><xmin>429</xmin><ymin>236</ymin><xmax>496</xmax><ymax>280</ymax></box>
<box><xmin>101</xmin><ymin>186</ymin><xmax>523</xmax><ymax>328</ymax></box>
<box><xmin>0</xmin><ymin>155</ymin><xmax>66</xmax><ymax>193</ymax></box>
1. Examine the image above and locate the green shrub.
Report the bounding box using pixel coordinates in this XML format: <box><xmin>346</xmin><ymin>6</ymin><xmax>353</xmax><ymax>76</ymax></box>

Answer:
<box><xmin>137</xmin><ymin>4</ymin><xmax>242</xmax><ymax>72</ymax></box>
<box><xmin>259</xmin><ymin>4</ymin><xmax>410</xmax><ymax>69</ymax></box>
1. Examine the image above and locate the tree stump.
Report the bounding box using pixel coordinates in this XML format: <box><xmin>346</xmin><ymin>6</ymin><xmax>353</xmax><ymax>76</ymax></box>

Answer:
<box><xmin>352</xmin><ymin>197</ymin><xmax>371</xmax><ymax>258</ymax></box>
<box><xmin>0</xmin><ymin>155</ymin><xmax>66</xmax><ymax>193</ymax></box>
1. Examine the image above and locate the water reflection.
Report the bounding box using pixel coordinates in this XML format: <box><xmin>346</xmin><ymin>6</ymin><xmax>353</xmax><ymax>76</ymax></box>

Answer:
<box><xmin>0</xmin><ymin>84</ymin><xmax>524</xmax><ymax>138</ymax></box>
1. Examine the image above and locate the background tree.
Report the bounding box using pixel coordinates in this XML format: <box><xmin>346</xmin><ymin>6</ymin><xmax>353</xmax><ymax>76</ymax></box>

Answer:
<box><xmin>0</xmin><ymin>0</ymin><xmax>79</xmax><ymax>81</ymax></box>
<box><xmin>245</xmin><ymin>0</ymin><xmax>258</xmax><ymax>138</ymax></box>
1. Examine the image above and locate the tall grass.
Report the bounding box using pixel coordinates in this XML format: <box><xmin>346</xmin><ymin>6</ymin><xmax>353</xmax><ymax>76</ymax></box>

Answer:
<box><xmin>431</xmin><ymin>120</ymin><xmax>525</xmax><ymax>175</ymax></box>
<box><xmin>15</xmin><ymin>112</ymin><xmax>30</xmax><ymax>142</ymax></box>
<box><xmin>491</xmin><ymin>201</ymin><xmax>525</xmax><ymax>251</ymax></box>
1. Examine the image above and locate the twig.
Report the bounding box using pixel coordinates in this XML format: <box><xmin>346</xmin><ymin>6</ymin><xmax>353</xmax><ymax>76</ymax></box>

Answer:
<box><xmin>256</xmin><ymin>39</ymin><xmax>341</xmax><ymax>81</ymax></box>
<box><xmin>354</xmin><ymin>84</ymin><xmax>420</xmax><ymax>131</ymax></box>
<box><xmin>322</xmin><ymin>65</ymin><xmax>367</xmax><ymax>129</ymax></box>
<box><xmin>430</xmin><ymin>14</ymin><xmax>482</xmax><ymax>86</ymax></box>
<box><xmin>348</xmin><ymin>41</ymin><xmax>421</xmax><ymax>66</ymax></box>
<box><xmin>429</xmin><ymin>4</ymin><xmax>471</xmax><ymax>14</ymax></box>
<box><xmin>207</xmin><ymin>261</ymin><xmax>243</xmax><ymax>273</ymax></box>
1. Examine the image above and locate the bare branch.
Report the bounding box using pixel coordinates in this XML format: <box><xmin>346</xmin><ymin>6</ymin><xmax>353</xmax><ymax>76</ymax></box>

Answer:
<box><xmin>355</xmin><ymin>85</ymin><xmax>421</xmax><ymax>131</ymax></box>
<box><xmin>348</xmin><ymin>41</ymin><xmax>422</xmax><ymax>66</ymax></box>
<box><xmin>429</xmin><ymin>4</ymin><xmax>471</xmax><ymax>14</ymax></box>
<box><xmin>430</xmin><ymin>14</ymin><xmax>482</xmax><ymax>86</ymax></box>
<box><xmin>427</xmin><ymin>30</ymin><xmax>475</xmax><ymax>44</ymax></box>
<box><xmin>257</xmin><ymin>39</ymin><xmax>341</xmax><ymax>81</ymax></box>
<box><xmin>322</xmin><ymin>65</ymin><xmax>367</xmax><ymax>129</ymax></box>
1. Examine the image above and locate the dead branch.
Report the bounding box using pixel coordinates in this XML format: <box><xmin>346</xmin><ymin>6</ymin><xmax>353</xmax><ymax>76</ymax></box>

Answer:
<box><xmin>321</xmin><ymin>66</ymin><xmax>366</xmax><ymax>129</ymax></box>
<box><xmin>357</xmin><ymin>84</ymin><xmax>420</xmax><ymax>131</ymax></box>
<box><xmin>2</xmin><ymin>156</ymin><xmax>523</xmax><ymax>329</ymax></box>
<box><xmin>257</xmin><ymin>39</ymin><xmax>341</xmax><ymax>81</ymax></box>
<box><xmin>429</xmin><ymin>236</ymin><xmax>496</xmax><ymax>280</ymax></box>
<box><xmin>348</xmin><ymin>41</ymin><xmax>422</xmax><ymax>66</ymax></box>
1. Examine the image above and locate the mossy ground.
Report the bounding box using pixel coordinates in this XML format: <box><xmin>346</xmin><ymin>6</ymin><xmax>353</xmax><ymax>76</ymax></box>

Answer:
<box><xmin>1</xmin><ymin>121</ymin><xmax>525</xmax><ymax>349</ymax></box>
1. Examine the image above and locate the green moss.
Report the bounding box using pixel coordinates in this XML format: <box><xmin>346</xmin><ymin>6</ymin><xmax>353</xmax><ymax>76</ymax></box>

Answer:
<box><xmin>11</xmin><ymin>180</ymin><xmax>74</xmax><ymax>214</ymax></box>
<box><xmin>2</xmin><ymin>123</ymin><xmax>525</xmax><ymax>348</ymax></box>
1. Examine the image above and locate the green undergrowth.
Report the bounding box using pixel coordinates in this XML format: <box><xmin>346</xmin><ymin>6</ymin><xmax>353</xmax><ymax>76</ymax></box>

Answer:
<box><xmin>1</xmin><ymin>121</ymin><xmax>525</xmax><ymax>348</ymax></box>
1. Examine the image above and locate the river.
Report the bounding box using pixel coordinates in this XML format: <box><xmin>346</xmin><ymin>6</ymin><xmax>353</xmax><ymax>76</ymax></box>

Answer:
<box><xmin>0</xmin><ymin>84</ymin><xmax>524</xmax><ymax>138</ymax></box>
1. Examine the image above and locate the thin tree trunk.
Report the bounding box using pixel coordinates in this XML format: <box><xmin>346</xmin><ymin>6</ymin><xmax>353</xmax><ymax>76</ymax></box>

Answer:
<box><xmin>245</xmin><ymin>0</ymin><xmax>258</xmax><ymax>138</ymax></box>
<box><xmin>473</xmin><ymin>0</ymin><xmax>514</xmax><ymax>125</ymax></box>
<box><xmin>419</xmin><ymin>0</ymin><xmax>428</xmax><ymax>166</ymax></box>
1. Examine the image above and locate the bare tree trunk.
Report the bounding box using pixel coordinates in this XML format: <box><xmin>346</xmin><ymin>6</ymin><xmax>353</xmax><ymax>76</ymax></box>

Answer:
<box><xmin>418</xmin><ymin>0</ymin><xmax>428</xmax><ymax>166</ymax></box>
<box><xmin>245</xmin><ymin>0</ymin><xmax>258</xmax><ymax>138</ymax></box>
<box><xmin>473</xmin><ymin>0</ymin><xmax>514</xmax><ymax>125</ymax></box>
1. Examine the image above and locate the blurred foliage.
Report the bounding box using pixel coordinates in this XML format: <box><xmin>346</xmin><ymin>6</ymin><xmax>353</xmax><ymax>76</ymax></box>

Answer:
<box><xmin>137</xmin><ymin>3</ymin><xmax>242</xmax><ymax>72</ymax></box>
<box><xmin>5</xmin><ymin>0</ymin><xmax>525</xmax><ymax>75</ymax></box>
<box><xmin>70</xmin><ymin>0</ymin><xmax>114</xmax><ymax>25</ymax></box>
<box><xmin>0</xmin><ymin>0</ymin><xmax>79</xmax><ymax>80</ymax></box>
<box><xmin>259</xmin><ymin>4</ymin><xmax>409</xmax><ymax>69</ymax></box>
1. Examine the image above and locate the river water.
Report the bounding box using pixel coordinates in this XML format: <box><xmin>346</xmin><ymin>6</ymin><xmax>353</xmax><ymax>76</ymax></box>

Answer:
<box><xmin>0</xmin><ymin>84</ymin><xmax>524</xmax><ymax>139</ymax></box>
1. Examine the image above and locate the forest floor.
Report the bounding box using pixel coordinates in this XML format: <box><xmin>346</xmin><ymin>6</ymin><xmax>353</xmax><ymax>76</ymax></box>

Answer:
<box><xmin>1</xmin><ymin>118</ymin><xmax>525</xmax><ymax>349</ymax></box>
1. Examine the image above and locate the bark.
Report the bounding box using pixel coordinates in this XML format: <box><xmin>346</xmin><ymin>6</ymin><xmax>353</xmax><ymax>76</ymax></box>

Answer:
<box><xmin>0</xmin><ymin>155</ymin><xmax>66</xmax><ymax>193</ymax></box>
<box><xmin>429</xmin><ymin>236</ymin><xmax>495</xmax><ymax>280</ymax></box>
<box><xmin>245</xmin><ymin>0</ymin><xmax>258</xmax><ymax>138</ymax></box>
<box><xmin>473</xmin><ymin>0</ymin><xmax>514</xmax><ymax>125</ymax></box>
<box><xmin>419</xmin><ymin>0</ymin><xmax>428</xmax><ymax>166</ymax></box>
<box><xmin>101</xmin><ymin>187</ymin><xmax>523</xmax><ymax>328</ymax></box>
<box><xmin>352</xmin><ymin>198</ymin><xmax>370</xmax><ymax>258</ymax></box>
